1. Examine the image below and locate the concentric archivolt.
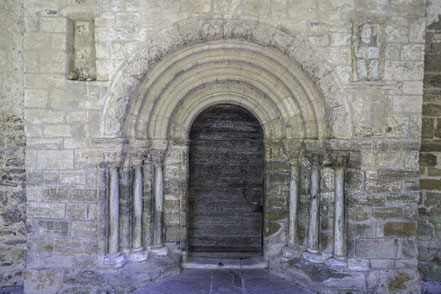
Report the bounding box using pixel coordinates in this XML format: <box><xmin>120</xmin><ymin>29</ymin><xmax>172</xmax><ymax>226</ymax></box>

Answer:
<box><xmin>102</xmin><ymin>18</ymin><xmax>352</xmax><ymax>140</ymax></box>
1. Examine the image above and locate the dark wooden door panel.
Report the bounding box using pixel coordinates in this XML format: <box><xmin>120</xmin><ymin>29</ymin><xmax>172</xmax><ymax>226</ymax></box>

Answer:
<box><xmin>189</xmin><ymin>104</ymin><xmax>264</xmax><ymax>255</ymax></box>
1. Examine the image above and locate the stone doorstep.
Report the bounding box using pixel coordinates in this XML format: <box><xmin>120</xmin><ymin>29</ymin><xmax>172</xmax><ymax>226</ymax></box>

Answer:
<box><xmin>182</xmin><ymin>256</ymin><xmax>268</xmax><ymax>269</ymax></box>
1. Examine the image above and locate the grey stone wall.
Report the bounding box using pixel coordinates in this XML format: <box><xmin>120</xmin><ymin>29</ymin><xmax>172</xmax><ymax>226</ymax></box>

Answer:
<box><xmin>16</xmin><ymin>0</ymin><xmax>429</xmax><ymax>292</ymax></box>
<box><xmin>419</xmin><ymin>9</ymin><xmax>441</xmax><ymax>282</ymax></box>
<box><xmin>0</xmin><ymin>0</ymin><xmax>26</xmax><ymax>289</ymax></box>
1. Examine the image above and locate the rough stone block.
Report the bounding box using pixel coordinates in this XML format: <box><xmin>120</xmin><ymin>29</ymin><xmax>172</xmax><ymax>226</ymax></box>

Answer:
<box><xmin>24</xmin><ymin>32</ymin><xmax>52</xmax><ymax>49</ymax></box>
<box><xmin>371</xmin><ymin>259</ymin><xmax>394</xmax><ymax>269</ymax></box>
<box><xmin>385</xmin><ymin>18</ymin><xmax>409</xmax><ymax>42</ymax></box>
<box><xmin>377</xmin><ymin>169</ymin><xmax>419</xmax><ymax>180</ymax></box>
<box><xmin>419</xmin><ymin>153</ymin><xmax>437</xmax><ymax>166</ymax></box>
<box><xmin>43</xmin><ymin>124</ymin><xmax>72</xmax><ymax>137</ymax></box>
<box><xmin>390</xmin><ymin>95</ymin><xmax>422</xmax><ymax>113</ymax></box>
<box><xmin>39</xmin><ymin>50</ymin><xmax>66</xmax><ymax>74</ymax></box>
<box><xmin>349</xmin><ymin>193</ymin><xmax>385</xmax><ymax>206</ymax></box>
<box><xmin>61</xmin><ymin>170</ymin><xmax>87</xmax><ymax>185</ymax></box>
<box><xmin>402</xmin><ymin>81</ymin><xmax>423</xmax><ymax>95</ymax></box>
<box><xmin>401</xmin><ymin>44</ymin><xmax>424</xmax><ymax>61</ymax></box>
<box><xmin>37</xmin><ymin>150</ymin><xmax>74</xmax><ymax>169</ymax></box>
<box><xmin>355</xmin><ymin>239</ymin><xmax>398</xmax><ymax>258</ymax></box>
<box><xmin>39</xmin><ymin>17</ymin><xmax>67</xmax><ymax>33</ymax></box>
<box><xmin>355</xmin><ymin>223</ymin><xmax>375</xmax><ymax>238</ymax></box>
<box><xmin>348</xmin><ymin>207</ymin><xmax>370</xmax><ymax>222</ymax></box>
<box><xmin>112</xmin><ymin>0</ymin><xmax>141</xmax><ymax>11</ymax></box>
<box><xmin>384</xmin><ymin>61</ymin><xmax>424</xmax><ymax>81</ymax></box>
<box><xmin>379</xmin><ymin>222</ymin><xmax>417</xmax><ymax>237</ymax></box>
<box><xmin>386</xmin><ymin>193</ymin><xmax>419</xmax><ymax>205</ymax></box>
<box><xmin>24</xmin><ymin>51</ymin><xmax>38</xmax><ymax>73</ymax></box>
<box><xmin>423</xmin><ymin>104</ymin><xmax>441</xmax><ymax>117</ymax></box>
<box><xmin>38</xmin><ymin>220</ymin><xmax>69</xmax><ymax>237</ymax></box>
<box><xmin>365</xmin><ymin>180</ymin><xmax>402</xmax><ymax>193</ymax></box>
<box><xmin>24</xmin><ymin>270</ymin><xmax>63</xmax><ymax>294</ymax></box>
<box><xmin>425</xmin><ymin>53</ymin><xmax>441</xmax><ymax>72</ymax></box>
<box><xmin>25</xmin><ymin>89</ymin><xmax>48</xmax><ymax>108</ymax></box>
<box><xmin>372</xmin><ymin>208</ymin><xmax>403</xmax><ymax>220</ymax></box>
<box><xmin>242</xmin><ymin>0</ymin><xmax>269</xmax><ymax>16</ymax></box>
<box><xmin>43</xmin><ymin>188</ymin><xmax>97</xmax><ymax>202</ymax></box>
<box><xmin>422</xmin><ymin>118</ymin><xmax>434</xmax><ymax>138</ymax></box>
<box><xmin>54</xmin><ymin>239</ymin><xmax>98</xmax><ymax>255</ymax></box>
<box><xmin>146</xmin><ymin>0</ymin><xmax>179</xmax><ymax>11</ymax></box>
<box><xmin>67</xmin><ymin>203</ymin><xmax>88</xmax><ymax>220</ymax></box>
<box><xmin>71</xmin><ymin>221</ymin><xmax>97</xmax><ymax>238</ymax></box>
<box><xmin>420</xmin><ymin>179</ymin><xmax>441</xmax><ymax>190</ymax></box>
<box><xmin>361</xmin><ymin>150</ymin><xmax>402</xmax><ymax>168</ymax></box>
<box><xmin>28</xmin><ymin>203</ymin><xmax>65</xmax><ymax>218</ymax></box>
<box><xmin>25</xmin><ymin>110</ymin><xmax>65</xmax><ymax>124</ymax></box>
<box><xmin>372</xmin><ymin>269</ymin><xmax>421</xmax><ymax>293</ymax></box>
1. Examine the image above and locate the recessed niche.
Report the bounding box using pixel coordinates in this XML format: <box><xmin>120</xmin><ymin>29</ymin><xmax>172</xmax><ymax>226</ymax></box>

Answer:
<box><xmin>67</xmin><ymin>19</ymin><xmax>97</xmax><ymax>81</ymax></box>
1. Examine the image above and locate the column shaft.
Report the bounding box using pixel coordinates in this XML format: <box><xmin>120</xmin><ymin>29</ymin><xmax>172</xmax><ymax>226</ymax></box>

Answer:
<box><xmin>109</xmin><ymin>167</ymin><xmax>120</xmax><ymax>254</ymax></box>
<box><xmin>153</xmin><ymin>164</ymin><xmax>164</xmax><ymax>246</ymax></box>
<box><xmin>334</xmin><ymin>167</ymin><xmax>345</xmax><ymax>258</ymax></box>
<box><xmin>288</xmin><ymin>165</ymin><xmax>300</xmax><ymax>247</ymax></box>
<box><xmin>307</xmin><ymin>166</ymin><xmax>320</xmax><ymax>253</ymax></box>
<box><xmin>133</xmin><ymin>166</ymin><xmax>143</xmax><ymax>250</ymax></box>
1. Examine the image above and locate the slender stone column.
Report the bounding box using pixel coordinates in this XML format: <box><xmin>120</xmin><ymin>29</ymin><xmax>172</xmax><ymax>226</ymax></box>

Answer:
<box><xmin>307</xmin><ymin>166</ymin><xmax>320</xmax><ymax>254</ymax></box>
<box><xmin>133</xmin><ymin>166</ymin><xmax>143</xmax><ymax>250</ymax></box>
<box><xmin>333</xmin><ymin>167</ymin><xmax>345</xmax><ymax>259</ymax></box>
<box><xmin>153</xmin><ymin>163</ymin><xmax>164</xmax><ymax>247</ymax></box>
<box><xmin>109</xmin><ymin>167</ymin><xmax>120</xmax><ymax>254</ymax></box>
<box><xmin>288</xmin><ymin>165</ymin><xmax>300</xmax><ymax>247</ymax></box>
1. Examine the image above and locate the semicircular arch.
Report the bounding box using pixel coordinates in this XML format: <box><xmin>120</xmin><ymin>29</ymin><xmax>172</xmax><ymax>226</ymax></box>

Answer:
<box><xmin>102</xmin><ymin>18</ymin><xmax>352</xmax><ymax>140</ymax></box>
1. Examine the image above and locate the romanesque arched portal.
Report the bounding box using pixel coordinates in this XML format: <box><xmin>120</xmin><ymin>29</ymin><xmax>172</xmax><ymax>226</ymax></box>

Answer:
<box><xmin>98</xmin><ymin>17</ymin><xmax>359</xmax><ymax>291</ymax></box>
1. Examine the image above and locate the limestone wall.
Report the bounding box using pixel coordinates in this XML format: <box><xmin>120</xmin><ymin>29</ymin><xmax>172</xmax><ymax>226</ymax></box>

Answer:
<box><xmin>419</xmin><ymin>2</ymin><xmax>441</xmax><ymax>282</ymax></box>
<box><xmin>20</xmin><ymin>0</ymin><xmax>427</xmax><ymax>292</ymax></box>
<box><xmin>0</xmin><ymin>0</ymin><xmax>26</xmax><ymax>290</ymax></box>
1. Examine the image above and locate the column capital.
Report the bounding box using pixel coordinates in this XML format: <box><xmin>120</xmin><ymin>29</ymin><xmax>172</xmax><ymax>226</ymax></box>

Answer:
<box><xmin>151</xmin><ymin>148</ymin><xmax>166</xmax><ymax>165</ymax></box>
<box><xmin>326</xmin><ymin>151</ymin><xmax>348</xmax><ymax>168</ymax></box>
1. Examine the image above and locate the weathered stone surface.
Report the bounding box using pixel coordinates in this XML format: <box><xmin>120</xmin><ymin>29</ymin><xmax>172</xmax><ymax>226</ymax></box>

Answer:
<box><xmin>371</xmin><ymin>269</ymin><xmax>421</xmax><ymax>293</ymax></box>
<box><xmin>24</xmin><ymin>270</ymin><xmax>63</xmax><ymax>294</ymax></box>
<box><xmin>420</xmin><ymin>153</ymin><xmax>437</xmax><ymax>166</ymax></box>
<box><xmin>355</xmin><ymin>239</ymin><xmax>399</xmax><ymax>258</ymax></box>
<box><xmin>379</xmin><ymin>222</ymin><xmax>417</xmax><ymax>237</ymax></box>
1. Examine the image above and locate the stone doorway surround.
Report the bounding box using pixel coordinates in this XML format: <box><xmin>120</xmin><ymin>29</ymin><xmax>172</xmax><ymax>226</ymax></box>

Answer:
<box><xmin>94</xmin><ymin>19</ymin><xmax>365</xmax><ymax>292</ymax></box>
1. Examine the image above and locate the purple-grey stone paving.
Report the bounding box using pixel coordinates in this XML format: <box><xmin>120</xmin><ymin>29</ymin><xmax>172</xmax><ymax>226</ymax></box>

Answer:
<box><xmin>135</xmin><ymin>269</ymin><xmax>315</xmax><ymax>294</ymax></box>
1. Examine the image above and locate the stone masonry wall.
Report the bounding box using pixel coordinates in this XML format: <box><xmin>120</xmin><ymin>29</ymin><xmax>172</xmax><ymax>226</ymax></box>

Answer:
<box><xmin>0</xmin><ymin>0</ymin><xmax>26</xmax><ymax>290</ymax></box>
<box><xmin>20</xmin><ymin>0</ymin><xmax>428</xmax><ymax>292</ymax></box>
<box><xmin>419</xmin><ymin>8</ymin><xmax>441</xmax><ymax>282</ymax></box>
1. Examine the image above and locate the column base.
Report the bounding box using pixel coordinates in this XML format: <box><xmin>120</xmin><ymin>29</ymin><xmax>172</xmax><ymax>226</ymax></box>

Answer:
<box><xmin>151</xmin><ymin>245</ymin><xmax>168</xmax><ymax>257</ymax></box>
<box><xmin>325</xmin><ymin>257</ymin><xmax>347</xmax><ymax>269</ymax></box>
<box><xmin>302</xmin><ymin>251</ymin><xmax>332</xmax><ymax>264</ymax></box>
<box><xmin>128</xmin><ymin>249</ymin><xmax>149</xmax><ymax>262</ymax></box>
<box><xmin>281</xmin><ymin>245</ymin><xmax>303</xmax><ymax>259</ymax></box>
<box><xmin>103</xmin><ymin>252</ymin><xmax>126</xmax><ymax>268</ymax></box>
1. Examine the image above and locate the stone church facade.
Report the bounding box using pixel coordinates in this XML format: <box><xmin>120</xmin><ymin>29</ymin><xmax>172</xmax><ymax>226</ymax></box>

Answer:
<box><xmin>1</xmin><ymin>0</ymin><xmax>441</xmax><ymax>293</ymax></box>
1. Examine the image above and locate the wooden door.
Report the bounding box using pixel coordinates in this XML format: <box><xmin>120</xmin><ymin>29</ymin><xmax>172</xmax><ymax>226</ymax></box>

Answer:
<box><xmin>188</xmin><ymin>104</ymin><xmax>264</xmax><ymax>255</ymax></box>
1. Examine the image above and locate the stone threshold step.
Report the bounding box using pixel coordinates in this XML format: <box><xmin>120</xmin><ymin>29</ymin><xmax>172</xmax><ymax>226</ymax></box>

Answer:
<box><xmin>182</xmin><ymin>256</ymin><xmax>268</xmax><ymax>269</ymax></box>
